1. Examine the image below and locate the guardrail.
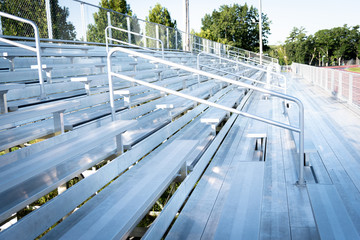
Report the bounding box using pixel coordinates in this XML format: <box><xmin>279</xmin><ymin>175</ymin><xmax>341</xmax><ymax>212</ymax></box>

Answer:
<box><xmin>0</xmin><ymin>12</ymin><xmax>46</xmax><ymax>99</ymax></box>
<box><xmin>197</xmin><ymin>52</ymin><xmax>287</xmax><ymax>93</ymax></box>
<box><xmin>107</xmin><ymin>47</ymin><xmax>306</xmax><ymax>185</ymax></box>
<box><xmin>105</xmin><ymin>26</ymin><xmax>164</xmax><ymax>59</ymax></box>
<box><xmin>292</xmin><ymin>63</ymin><xmax>360</xmax><ymax>108</ymax></box>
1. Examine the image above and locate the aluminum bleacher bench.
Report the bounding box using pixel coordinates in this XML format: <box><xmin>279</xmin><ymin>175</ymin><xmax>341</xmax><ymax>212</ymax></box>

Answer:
<box><xmin>0</xmin><ymin>100</ymin><xmax>79</xmax><ymax>151</ymax></box>
<box><xmin>0</xmin><ymin>100</ymin><xmax>78</xmax><ymax>132</ymax></box>
<box><xmin>41</xmin><ymin>139</ymin><xmax>198</xmax><ymax>240</ymax></box>
<box><xmin>0</xmin><ymin>119</ymin><xmax>136</xmax><ymax>224</ymax></box>
<box><xmin>0</xmin><ymin>84</ymin><xmax>231</xmax><ymax>239</ymax></box>
<box><xmin>6</xmin><ymin>82</ymin><xmax>86</xmax><ymax>110</ymax></box>
<box><xmin>164</xmin><ymin>93</ymin><xmax>266</xmax><ymax>239</ymax></box>
<box><xmin>0</xmin><ymin>83</ymin><xmax>25</xmax><ymax>113</ymax></box>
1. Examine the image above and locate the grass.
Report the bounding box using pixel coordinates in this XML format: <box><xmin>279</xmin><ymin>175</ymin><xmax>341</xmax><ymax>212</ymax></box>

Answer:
<box><xmin>346</xmin><ymin>67</ymin><xmax>360</xmax><ymax>73</ymax></box>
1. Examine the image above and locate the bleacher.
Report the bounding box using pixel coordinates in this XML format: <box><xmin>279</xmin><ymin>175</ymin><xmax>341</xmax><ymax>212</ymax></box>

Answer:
<box><xmin>1</xmin><ymin>17</ymin><xmax>360</xmax><ymax>240</ymax></box>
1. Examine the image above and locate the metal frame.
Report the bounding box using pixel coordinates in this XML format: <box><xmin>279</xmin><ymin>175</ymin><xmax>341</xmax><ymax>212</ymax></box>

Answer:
<box><xmin>105</xmin><ymin>25</ymin><xmax>164</xmax><ymax>58</ymax></box>
<box><xmin>0</xmin><ymin>12</ymin><xmax>46</xmax><ymax>99</ymax></box>
<box><xmin>197</xmin><ymin>52</ymin><xmax>287</xmax><ymax>93</ymax></box>
<box><xmin>107</xmin><ymin>47</ymin><xmax>305</xmax><ymax>185</ymax></box>
<box><xmin>198</xmin><ymin>64</ymin><xmax>285</xmax><ymax>92</ymax></box>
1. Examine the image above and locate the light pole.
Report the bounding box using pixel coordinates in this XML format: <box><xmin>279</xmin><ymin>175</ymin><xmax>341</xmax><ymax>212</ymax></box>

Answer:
<box><xmin>184</xmin><ymin>0</ymin><xmax>190</xmax><ymax>51</ymax></box>
<box><xmin>259</xmin><ymin>0</ymin><xmax>263</xmax><ymax>65</ymax></box>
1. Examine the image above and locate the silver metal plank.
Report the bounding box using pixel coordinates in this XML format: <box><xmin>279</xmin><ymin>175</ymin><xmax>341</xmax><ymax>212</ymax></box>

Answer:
<box><xmin>0</xmin><ymin>120</ymin><xmax>136</xmax><ymax>223</ymax></box>
<box><xmin>43</xmin><ymin>140</ymin><xmax>198</xmax><ymax>240</ymax></box>
<box><xmin>212</xmin><ymin>162</ymin><xmax>264</xmax><ymax>240</ymax></box>
<box><xmin>260</xmin><ymin>125</ymin><xmax>291</xmax><ymax>239</ymax></box>
<box><xmin>328</xmin><ymin>169</ymin><xmax>360</xmax><ymax>234</ymax></box>
<box><xmin>0</xmin><ymin>87</ymin><xmax>229</xmax><ymax>240</ymax></box>
<box><xmin>165</xmin><ymin>118</ymin><xmax>251</xmax><ymax>240</ymax></box>
<box><xmin>307</xmin><ymin>184</ymin><xmax>360</xmax><ymax>239</ymax></box>
<box><xmin>166</xmin><ymin>94</ymin><xmax>260</xmax><ymax>239</ymax></box>
<box><xmin>143</xmin><ymin>104</ymin><xmax>241</xmax><ymax>240</ymax></box>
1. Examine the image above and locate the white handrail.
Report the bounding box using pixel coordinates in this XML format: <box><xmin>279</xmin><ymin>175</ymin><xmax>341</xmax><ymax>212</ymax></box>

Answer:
<box><xmin>197</xmin><ymin>51</ymin><xmax>287</xmax><ymax>93</ymax></box>
<box><xmin>198</xmin><ymin>63</ymin><xmax>285</xmax><ymax>92</ymax></box>
<box><xmin>105</xmin><ymin>25</ymin><xmax>164</xmax><ymax>59</ymax></box>
<box><xmin>107</xmin><ymin>47</ymin><xmax>306</xmax><ymax>185</ymax></box>
<box><xmin>0</xmin><ymin>12</ymin><xmax>46</xmax><ymax>99</ymax></box>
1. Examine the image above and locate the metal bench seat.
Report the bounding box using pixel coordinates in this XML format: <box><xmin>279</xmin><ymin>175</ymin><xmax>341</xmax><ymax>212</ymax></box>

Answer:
<box><xmin>42</xmin><ymin>140</ymin><xmax>199</xmax><ymax>240</ymax></box>
<box><xmin>0</xmin><ymin>85</ymin><xmax>232</xmax><ymax>239</ymax></box>
<box><xmin>0</xmin><ymin>120</ymin><xmax>136</xmax><ymax>223</ymax></box>
<box><xmin>165</xmin><ymin>93</ymin><xmax>266</xmax><ymax>239</ymax></box>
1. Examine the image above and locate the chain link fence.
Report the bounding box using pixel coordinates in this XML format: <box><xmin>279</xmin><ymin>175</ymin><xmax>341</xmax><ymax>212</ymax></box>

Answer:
<box><xmin>0</xmin><ymin>0</ymin><xmax>277</xmax><ymax>64</ymax></box>
<box><xmin>0</xmin><ymin>0</ymin><xmax>48</xmax><ymax>38</ymax></box>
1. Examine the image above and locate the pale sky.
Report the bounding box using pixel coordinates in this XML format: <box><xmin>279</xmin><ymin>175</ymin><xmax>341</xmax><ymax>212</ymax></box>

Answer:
<box><xmin>62</xmin><ymin>0</ymin><xmax>360</xmax><ymax>45</ymax></box>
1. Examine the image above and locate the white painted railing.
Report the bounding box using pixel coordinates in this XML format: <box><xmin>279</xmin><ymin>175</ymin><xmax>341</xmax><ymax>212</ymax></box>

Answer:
<box><xmin>292</xmin><ymin>63</ymin><xmax>360</xmax><ymax>107</ymax></box>
<box><xmin>0</xmin><ymin>12</ymin><xmax>46</xmax><ymax>99</ymax></box>
<box><xmin>107</xmin><ymin>47</ymin><xmax>306</xmax><ymax>185</ymax></box>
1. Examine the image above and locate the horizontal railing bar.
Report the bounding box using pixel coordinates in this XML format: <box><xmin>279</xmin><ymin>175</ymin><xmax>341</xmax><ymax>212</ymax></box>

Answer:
<box><xmin>0</xmin><ymin>11</ymin><xmax>46</xmax><ymax>99</ymax></box>
<box><xmin>0</xmin><ymin>38</ymin><xmax>36</xmax><ymax>52</ymax></box>
<box><xmin>105</xmin><ymin>26</ymin><xmax>164</xmax><ymax>58</ymax></box>
<box><xmin>110</xmin><ymin>71</ymin><xmax>300</xmax><ymax>133</ymax></box>
<box><xmin>198</xmin><ymin>64</ymin><xmax>285</xmax><ymax>91</ymax></box>
<box><xmin>197</xmin><ymin>51</ymin><xmax>286</xmax><ymax>85</ymax></box>
<box><xmin>107</xmin><ymin>47</ymin><xmax>305</xmax><ymax>185</ymax></box>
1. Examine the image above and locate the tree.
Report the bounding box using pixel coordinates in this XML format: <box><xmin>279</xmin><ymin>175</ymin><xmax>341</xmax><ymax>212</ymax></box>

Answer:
<box><xmin>145</xmin><ymin>3</ymin><xmax>179</xmax><ymax>49</ymax></box>
<box><xmin>87</xmin><ymin>0</ymin><xmax>135</xmax><ymax>43</ymax></box>
<box><xmin>146</xmin><ymin>3</ymin><xmax>176</xmax><ymax>28</ymax></box>
<box><xmin>283</xmin><ymin>27</ymin><xmax>314</xmax><ymax>64</ymax></box>
<box><xmin>283</xmin><ymin>25</ymin><xmax>360</xmax><ymax>66</ymax></box>
<box><xmin>0</xmin><ymin>0</ymin><xmax>76</xmax><ymax>40</ymax></box>
<box><xmin>199</xmin><ymin>3</ymin><xmax>271</xmax><ymax>52</ymax></box>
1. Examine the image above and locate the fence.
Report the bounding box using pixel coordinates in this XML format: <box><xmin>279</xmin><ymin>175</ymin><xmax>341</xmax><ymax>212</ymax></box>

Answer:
<box><xmin>0</xmin><ymin>0</ymin><xmax>277</xmax><ymax>64</ymax></box>
<box><xmin>292</xmin><ymin>63</ymin><xmax>360</xmax><ymax>108</ymax></box>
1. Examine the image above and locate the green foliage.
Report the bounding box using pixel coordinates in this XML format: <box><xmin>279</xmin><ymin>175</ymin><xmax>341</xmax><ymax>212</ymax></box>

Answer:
<box><xmin>146</xmin><ymin>3</ymin><xmax>176</xmax><ymax>28</ymax></box>
<box><xmin>145</xmin><ymin>3</ymin><xmax>179</xmax><ymax>49</ymax></box>
<box><xmin>281</xmin><ymin>25</ymin><xmax>360</xmax><ymax>66</ymax></box>
<box><xmin>0</xmin><ymin>0</ymin><xmax>76</xmax><ymax>40</ymax></box>
<box><xmin>198</xmin><ymin>3</ymin><xmax>271</xmax><ymax>52</ymax></box>
<box><xmin>87</xmin><ymin>0</ymin><xmax>139</xmax><ymax>44</ymax></box>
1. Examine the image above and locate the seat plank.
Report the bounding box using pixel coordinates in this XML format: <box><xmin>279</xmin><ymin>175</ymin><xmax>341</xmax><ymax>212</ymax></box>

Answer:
<box><xmin>213</xmin><ymin>162</ymin><xmax>264</xmax><ymax>239</ymax></box>
<box><xmin>0</xmin><ymin>120</ymin><xmax>136</xmax><ymax>223</ymax></box>
<box><xmin>307</xmin><ymin>184</ymin><xmax>360</xmax><ymax>239</ymax></box>
<box><xmin>43</xmin><ymin>140</ymin><xmax>198</xmax><ymax>240</ymax></box>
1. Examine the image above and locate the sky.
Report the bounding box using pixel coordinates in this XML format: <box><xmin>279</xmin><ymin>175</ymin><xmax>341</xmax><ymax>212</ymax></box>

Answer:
<box><xmin>62</xmin><ymin>0</ymin><xmax>360</xmax><ymax>45</ymax></box>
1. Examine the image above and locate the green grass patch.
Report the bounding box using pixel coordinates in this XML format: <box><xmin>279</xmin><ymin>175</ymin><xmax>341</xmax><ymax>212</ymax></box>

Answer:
<box><xmin>346</xmin><ymin>67</ymin><xmax>360</xmax><ymax>73</ymax></box>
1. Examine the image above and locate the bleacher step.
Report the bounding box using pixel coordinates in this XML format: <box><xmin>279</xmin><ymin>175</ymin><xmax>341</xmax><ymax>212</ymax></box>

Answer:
<box><xmin>307</xmin><ymin>184</ymin><xmax>360</xmax><ymax>239</ymax></box>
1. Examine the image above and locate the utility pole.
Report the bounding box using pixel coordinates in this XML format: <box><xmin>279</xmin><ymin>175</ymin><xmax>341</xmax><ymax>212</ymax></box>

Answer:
<box><xmin>184</xmin><ymin>0</ymin><xmax>190</xmax><ymax>51</ymax></box>
<box><xmin>259</xmin><ymin>0</ymin><xmax>263</xmax><ymax>65</ymax></box>
<box><xmin>45</xmin><ymin>0</ymin><xmax>53</xmax><ymax>39</ymax></box>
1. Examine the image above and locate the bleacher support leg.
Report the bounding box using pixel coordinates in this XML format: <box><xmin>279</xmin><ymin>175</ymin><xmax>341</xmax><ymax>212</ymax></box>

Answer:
<box><xmin>53</xmin><ymin>110</ymin><xmax>65</xmax><ymax>135</ymax></box>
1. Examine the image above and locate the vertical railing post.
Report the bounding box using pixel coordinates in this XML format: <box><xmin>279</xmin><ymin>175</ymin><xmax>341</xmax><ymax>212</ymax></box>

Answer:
<box><xmin>331</xmin><ymin>70</ymin><xmax>335</xmax><ymax>93</ymax></box>
<box><xmin>349</xmin><ymin>74</ymin><xmax>353</xmax><ymax>104</ymax></box>
<box><xmin>298</xmin><ymin>102</ymin><xmax>305</xmax><ymax>185</ymax></box>
<box><xmin>339</xmin><ymin>72</ymin><xmax>343</xmax><ymax>99</ymax></box>
<box><xmin>127</xmin><ymin>16</ymin><xmax>131</xmax><ymax>44</ymax></box>
<box><xmin>320</xmin><ymin>68</ymin><xmax>323</xmax><ymax>87</ymax></box>
<box><xmin>0</xmin><ymin>16</ymin><xmax>2</xmax><ymax>35</ymax></box>
<box><xmin>107</xmin><ymin>54</ymin><xmax>116</xmax><ymax>121</ymax></box>
<box><xmin>175</xmin><ymin>30</ymin><xmax>178</xmax><ymax>49</ymax></box>
<box><xmin>156</xmin><ymin>24</ymin><xmax>159</xmax><ymax>49</ymax></box>
<box><xmin>166</xmin><ymin>28</ymin><xmax>169</xmax><ymax>49</ymax></box>
<box><xmin>325</xmin><ymin>69</ymin><xmax>329</xmax><ymax>91</ymax></box>
<box><xmin>45</xmin><ymin>0</ymin><xmax>53</xmax><ymax>39</ymax></box>
<box><xmin>107</xmin><ymin>11</ymin><xmax>112</xmax><ymax>44</ymax></box>
<box><xmin>80</xmin><ymin>2</ymin><xmax>87</xmax><ymax>42</ymax></box>
<box><xmin>33</xmin><ymin>22</ymin><xmax>46</xmax><ymax>99</ymax></box>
